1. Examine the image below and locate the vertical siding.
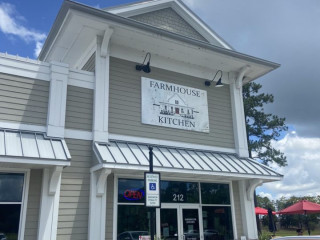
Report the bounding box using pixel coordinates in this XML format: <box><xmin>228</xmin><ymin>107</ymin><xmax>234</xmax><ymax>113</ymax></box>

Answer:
<box><xmin>65</xmin><ymin>86</ymin><xmax>93</xmax><ymax>131</ymax></box>
<box><xmin>24</xmin><ymin>169</ymin><xmax>42</xmax><ymax>240</ymax></box>
<box><xmin>232</xmin><ymin>181</ymin><xmax>243</xmax><ymax>239</ymax></box>
<box><xmin>130</xmin><ymin>8</ymin><xmax>208</xmax><ymax>42</ymax></box>
<box><xmin>105</xmin><ymin>174</ymin><xmax>114</xmax><ymax>240</ymax></box>
<box><xmin>0</xmin><ymin>73</ymin><xmax>48</xmax><ymax>126</ymax></box>
<box><xmin>109</xmin><ymin>57</ymin><xmax>235</xmax><ymax>149</ymax></box>
<box><xmin>57</xmin><ymin>139</ymin><xmax>91</xmax><ymax>240</ymax></box>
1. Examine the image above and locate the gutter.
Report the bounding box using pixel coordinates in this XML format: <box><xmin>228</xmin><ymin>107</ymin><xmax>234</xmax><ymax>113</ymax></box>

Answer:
<box><xmin>39</xmin><ymin>0</ymin><xmax>280</xmax><ymax>70</ymax></box>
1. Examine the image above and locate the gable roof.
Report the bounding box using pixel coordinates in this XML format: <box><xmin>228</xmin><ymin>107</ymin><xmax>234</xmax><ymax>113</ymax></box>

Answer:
<box><xmin>105</xmin><ymin>0</ymin><xmax>233</xmax><ymax>49</ymax></box>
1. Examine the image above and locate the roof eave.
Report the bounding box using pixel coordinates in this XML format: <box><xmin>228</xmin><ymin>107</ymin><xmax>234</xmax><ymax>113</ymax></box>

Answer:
<box><xmin>39</xmin><ymin>0</ymin><xmax>280</xmax><ymax>71</ymax></box>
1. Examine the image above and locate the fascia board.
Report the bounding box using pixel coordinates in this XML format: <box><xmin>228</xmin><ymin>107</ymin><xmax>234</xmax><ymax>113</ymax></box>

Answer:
<box><xmin>105</xmin><ymin>0</ymin><xmax>173</xmax><ymax>16</ymax></box>
<box><xmin>39</xmin><ymin>0</ymin><xmax>280</xmax><ymax>71</ymax></box>
<box><xmin>174</xmin><ymin>0</ymin><xmax>234</xmax><ymax>49</ymax></box>
<box><xmin>100</xmin><ymin>163</ymin><xmax>283</xmax><ymax>181</ymax></box>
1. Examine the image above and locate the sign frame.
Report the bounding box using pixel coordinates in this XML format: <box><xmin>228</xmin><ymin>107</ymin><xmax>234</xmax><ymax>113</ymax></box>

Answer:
<box><xmin>144</xmin><ymin>172</ymin><xmax>161</xmax><ymax>208</ymax></box>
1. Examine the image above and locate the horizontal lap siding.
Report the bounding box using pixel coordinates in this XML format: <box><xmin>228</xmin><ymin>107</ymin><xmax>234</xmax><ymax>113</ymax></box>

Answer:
<box><xmin>105</xmin><ymin>174</ymin><xmax>114</xmax><ymax>240</ymax></box>
<box><xmin>24</xmin><ymin>169</ymin><xmax>42</xmax><ymax>240</ymax></box>
<box><xmin>65</xmin><ymin>86</ymin><xmax>93</xmax><ymax>131</ymax></box>
<box><xmin>57</xmin><ymin>139</ymin><xmax>91</xmax><ymax>240</ymax></box>
<box><xmin>0</xmin><ymin>73</ymin><xmax>48</xmax><ymax>126</ymax></box>
<box><xmin>232</xmin><ymin>181</ymin><xmax>243</xmax><ymax>238</ymax></box>
<box><xmin>109</xmin><ymin>57</ymin><xmax>235</xmax><ymax>149</ymax></box>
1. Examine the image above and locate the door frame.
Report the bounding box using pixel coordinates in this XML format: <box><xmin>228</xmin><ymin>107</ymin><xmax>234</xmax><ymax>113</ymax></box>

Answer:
<box><xmin>157</xmin><ymin>203</ymin><xmax>204</xmax><ymax>240</ymax></box>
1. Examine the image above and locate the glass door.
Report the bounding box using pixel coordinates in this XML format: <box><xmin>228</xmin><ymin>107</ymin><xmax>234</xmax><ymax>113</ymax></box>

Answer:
<box><xmin>158</xmin><ymin>206</ymin><xmax>202</xmax><ymax>240</ymax></box>
<box><xmin>181</xmin><ymin>207</ymin><xmax>201</xmax><ymax>240</ymax></box>
<box><xmin>160</xmin><ymin>208</ymin><xmax>179</xmax><ymax>240</ymax></box>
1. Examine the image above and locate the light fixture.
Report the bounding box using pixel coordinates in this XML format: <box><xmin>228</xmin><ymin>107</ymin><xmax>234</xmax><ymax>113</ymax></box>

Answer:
<box><xmin>205</xmin><ymin>70</ymin><xmax>224</xmax><ymax>87</ymax></box>
<box><xmin>136</xmin><ymin>52</ymin><xmax>151</xmax><ymax>73</ymax></box>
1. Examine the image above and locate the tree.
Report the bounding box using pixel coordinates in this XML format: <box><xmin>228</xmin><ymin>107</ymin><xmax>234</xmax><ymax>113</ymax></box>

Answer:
<box><xmin>243</xmin><ymin>82</ymin><xmax>288</xmax><ymax>166</ymax></box>
<box><xmin>243</xmin><ymin>82</ymin><xmax>288</xmax><ymax>234</ymax></box>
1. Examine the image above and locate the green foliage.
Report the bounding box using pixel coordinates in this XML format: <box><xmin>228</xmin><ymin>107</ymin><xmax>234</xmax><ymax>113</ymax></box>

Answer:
<box><xmin>258</xmin><ymin>231</ymin><xmax>272</xmax><ymax>240</ymax></box>
<box><xmin>243</xmin><ymin>82</ymin><xmax>288</xmax><ymax>167</ymax></box>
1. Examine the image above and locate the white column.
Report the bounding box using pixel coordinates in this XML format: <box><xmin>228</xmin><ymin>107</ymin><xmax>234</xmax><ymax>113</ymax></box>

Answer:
<box><xmin>38</xmin><ymin>167</ymin><xmax>63</xmax><ymax>240</ymax></box>
<box><xmin>229</xmin><ymin>67</ymin><xmax>250</xmax><ymax>158</ymax></box>
<box><xmin>88</xmin><ymin>168</ymin><xmax>111</xmax><ymax>240</ymax></box>
<box><xmin>238</xmin><ymin>179</ymin><xmax>263</xmax><ymax>240</ymax></box>
<box><xmin>93</xmin><ymin>28</ymin><xmax>113</xmax><ymax>142</ymax></box>
<box><xmin>47</xmin><ymin>62</ymin><xmax>69</xmax><ymax>138</ymax></box>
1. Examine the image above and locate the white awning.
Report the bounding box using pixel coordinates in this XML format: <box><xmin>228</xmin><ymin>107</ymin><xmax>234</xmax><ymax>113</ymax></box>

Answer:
<box><xmin>0</xmin><ymin>129</ymin><xmax>71</xmax><ymax>166</ymax></box>
<box><xmin>93</xmin><ymin>140</ymin><xmax>282</xmax><ymax>180</ymax></box>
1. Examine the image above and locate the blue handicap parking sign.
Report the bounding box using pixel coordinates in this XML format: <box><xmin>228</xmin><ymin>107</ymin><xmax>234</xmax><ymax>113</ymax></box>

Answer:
<box><xmin>149</xmin><ymin>183</ymin><xmax>156</xmax><ymax>191</ymax></box>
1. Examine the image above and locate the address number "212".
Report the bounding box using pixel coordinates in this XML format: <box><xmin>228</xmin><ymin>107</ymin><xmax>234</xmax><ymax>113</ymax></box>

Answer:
<box><xmin>173</xmin><ymin>194</ymin><xmax>184</xmax><ymax>202</ymax></box>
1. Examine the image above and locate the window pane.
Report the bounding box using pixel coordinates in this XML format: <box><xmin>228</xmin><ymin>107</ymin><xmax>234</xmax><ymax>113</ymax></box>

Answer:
<box><xmin>117</xmin><ymin>205</ymin><xmax>150</xmax><ymax>238</ymax></box>
<box><xmin>161</xmin><ymin>181</ymin><xmax>199</xmax><ymax>203</ymax></box>
<box><xmin>0</xmin><ymin>204</ymin><xmax>21</xmax><ymax>240</ymax></box>
<box><xmin>202</xmin><ymin>206</ymin><xmax>233</xmax><ymax>240</ymax></box>
<box><xmin>200</xmin><ymin>183</ymin><xmax>230</xmax><ymax>204</ymax></box>
<box><xmin>118</xmin><ymin>179</ymin><xmax>145</xmax><ymax>203</ymax></box>
<box><xmin>0</xmin><ymin>173</ymin><xmax>24</xmax><ymax>202</ymax></box>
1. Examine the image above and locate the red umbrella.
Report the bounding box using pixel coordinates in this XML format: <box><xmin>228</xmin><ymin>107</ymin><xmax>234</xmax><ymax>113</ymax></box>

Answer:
<box><xmin>277</xmin><ymin>200</ymin><xmax>320</xmax><ymax>215</ymax></box>
<box><xmin>255</xmin><ymin>207</ymin><xmax>275</xmax><ymax>215</ymax></box>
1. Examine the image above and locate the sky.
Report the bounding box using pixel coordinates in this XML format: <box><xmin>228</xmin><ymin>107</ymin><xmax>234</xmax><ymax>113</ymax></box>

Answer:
<box><xmin>0</xmin><ymin>0</ymin><xmax>320</xmax><ymax>200</ymax></box>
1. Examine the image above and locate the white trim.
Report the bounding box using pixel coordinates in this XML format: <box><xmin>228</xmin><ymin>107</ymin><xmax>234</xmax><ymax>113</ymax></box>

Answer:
<box><xmin>229</xmin><ymin>181</ymin><xmax>238</xmax><ymax>240</ymax></box>
<box><xmin>47</xmin><ymin>62</ymin><xmax>69</xmax><ymax>138</ymax></box>
<box><xmin>109</xmin><ymin>133</ymin><xmax>237</xmax><ymax>154</ymax></box>
<box><xmin>0</xmin><ymin>156</ymin><xmax>70</xmax><ymax>167</ymax></box>
<box><xmin>65</xmin><ymin>128</ymin><xmax>93</xmax><ymax>140</ymax></box>
<box><xmin>38</xmin><ymin>167</ymin><xmax>63</xmax><ymax>240</ymax></box>
<box><xmin>229</xmin><ymin>71</ymin><xmax>250</xmax><ymax>158</ymax></box>
<box><xmin>113</xmin><ymin>175</ymin><xmax>119</xmax><ymax>240</ymax></box>
<box><xmin>69</xmin><ymin>68</ymin><xmax>94</xmax><ymax>89</ymax></box>
<box><xmin>74</xmin><ymin>38</ymin><xmax>96</xmax><ymax>69</ymax></box>
<box><xmin>0</xmin><ymin>121</ymin><xmax>46</xmax><ymax>133</ymax></box>
<box><xmin>88</xmin><ymin>168</ymin><xmax>111</xmax><ymax>240</ymax></box>
<box><xmin>0</xmin><ymin>168</ymin><xmax>30</xmax><ymax>240</ymax></box>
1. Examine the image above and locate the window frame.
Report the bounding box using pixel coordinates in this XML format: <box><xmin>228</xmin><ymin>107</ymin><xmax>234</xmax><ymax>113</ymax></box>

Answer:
<box><xmin>0</xmin><ymin>168</ymin><xmax>30</xmax><ymax>240</ymax></box>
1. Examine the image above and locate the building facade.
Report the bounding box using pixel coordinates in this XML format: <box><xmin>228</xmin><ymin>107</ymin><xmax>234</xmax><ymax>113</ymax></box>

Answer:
<box><xmin>0</xmin><ymin>1</ymin><xmax>282</xmax><ymax>240</ymax></box>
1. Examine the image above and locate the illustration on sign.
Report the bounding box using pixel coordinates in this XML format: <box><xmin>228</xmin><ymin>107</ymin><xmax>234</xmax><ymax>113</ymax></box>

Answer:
<box><xmin>141</xmin><ymin>78</ymin><xmax>209</xmax><ymax>132</ymax></box>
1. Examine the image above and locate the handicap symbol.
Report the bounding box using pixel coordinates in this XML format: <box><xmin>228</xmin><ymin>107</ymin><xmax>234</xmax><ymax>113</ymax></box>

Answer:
<box><xmin>149</xmin><ymin>183</ymin><xmax>156</xmax><ymax>191</ymax></box>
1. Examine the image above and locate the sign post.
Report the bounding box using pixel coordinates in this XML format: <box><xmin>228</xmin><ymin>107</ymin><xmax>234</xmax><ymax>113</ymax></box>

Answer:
<box><xmin>145</xmin><ymin>146</ymin><xmax>161</xmax><ymax>240</ymax></box>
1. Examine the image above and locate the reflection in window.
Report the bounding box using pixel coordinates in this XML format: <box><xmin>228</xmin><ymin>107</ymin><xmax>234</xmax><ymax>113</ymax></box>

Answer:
<box><xmin>117</xmin><ymin>205</ymin><xmax>150</xmax><ymax>236</ymax></box>
<box><xmin>201</xmin><ymin>183</ymin><xmax>230</xmax><ymax>204</ymax></box>
<box><xmin>161</xmin><ymin>181</ymin><xmax>199</xmax><ymax>203</ymax></box>
<box><xmin>0</xmin><ymin>173</ymin><xmax>24</xmax><ymax>240</ymax></box>
<box><xmin>202</xmin><ymin>206</ymin><xmax>233</xmax><ymax>240</ymax></box>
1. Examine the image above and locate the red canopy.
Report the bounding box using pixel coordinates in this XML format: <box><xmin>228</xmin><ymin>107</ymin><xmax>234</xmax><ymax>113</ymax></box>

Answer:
<box><xmin>277</xmin><ymin>200</ymin><xmax>320</xmax><ymax>215</ymax></box>
<box><xmin>255</xmin><ymin>207</ymin><xmax>275</xmax><ymax>215</ymax></box>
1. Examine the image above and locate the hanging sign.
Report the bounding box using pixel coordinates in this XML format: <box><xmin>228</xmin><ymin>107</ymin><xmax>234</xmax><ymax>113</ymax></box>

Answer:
<box><xmin>141</xmin><ymin>77</ymin><xmax>209</xmax><ymax>133</ymax></box>
<box><xmin>144</xmin><ymin>172</ymin><xmax>161</xmax><ymax>207</ymax></box>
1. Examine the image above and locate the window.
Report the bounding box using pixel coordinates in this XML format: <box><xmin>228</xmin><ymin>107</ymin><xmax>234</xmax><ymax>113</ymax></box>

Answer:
<box><xmin>118</xmin><ymin>179</ymin><xmax>145</xmax><ymax>203</ymax></box>
<box><xmin>161</xmin><ymin>181</ymin><xmax>199</xmax><ymax>203</ymax></box>
<box><xmin>0</xmin><ymin>173</ymin><xmax>25</xmax><ymax>240</ymax></box>
<box><xmin>200</xmin><ymin>183</ymin><xmax>230</xmax><ymax>204</ymax></box>
<box><xmin>175</xmin><ymin>100</ymin><xmax>179</xmax><ymax>104</ymax></box>
<box><xmin>202</xmin><ymin>206</ymin><xmax>233</xmax><ymax>240</ymax></box>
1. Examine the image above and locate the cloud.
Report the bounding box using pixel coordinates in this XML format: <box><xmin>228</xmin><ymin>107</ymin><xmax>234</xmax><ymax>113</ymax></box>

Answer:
<box><xmin>0</xmin><ymin>2</ymin><xmax>46</xmax><ymax>57</ymax></box>
<box><xmin>257</xmin><ymin>132</ymin><xmax>320</xmax><ymax>199</ymax></box>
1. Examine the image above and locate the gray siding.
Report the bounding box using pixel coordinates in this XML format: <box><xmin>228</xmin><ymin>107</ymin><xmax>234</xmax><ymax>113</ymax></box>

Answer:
<box><xmin>105</xmin><ymin>174</ymin><xmax>114</xmax><ymax>240</ymax></box>
<box><xmin>232</xmin><ymin>181</ymin><xmax>243</xmax><ymax>239</ymax></box>
<box><xmin>109</xmin><ymin>57</ymin><xmax>235</xmax><ymax>149</ymax></box>
<box><xmin>65</xmin><ymin>86</ymin><xmax>93</xmax><ymax>132</ymax></box>
<box><xmin>24</xmin><ymin>169</ymin><xmax>42</xmax><ymax>240</ymax></box>
<box><xmin>0</xmin><ymin>73</ymin><xmax>48</xmax><ymax>126</ymax></box>
<box><xmin>82</xmin><ymin>53</ymin><xmax>95</xmax><ymax>73</ymax></box>
<box><xmin>57</xmin><ymin>139</ymin><xmax>91</xmax><ymax>240</ymax></box>
<box><xmin>130</xmin><ymin>8</ymin><xmax>208</xmax><ymax>42</ymax></box>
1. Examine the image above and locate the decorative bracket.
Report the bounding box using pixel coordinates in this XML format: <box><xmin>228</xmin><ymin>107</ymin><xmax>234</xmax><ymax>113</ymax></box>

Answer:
<box><xmin>236</xmin><ymin>66</ymin><xmax>250</xmax><ymax>89</ymax></box>
<box><xmin>49</xmin><ymin>166</ymin><xmax>63</xmax><ymax>195</ymax></box>
<box><xmin>246</xmin><ymin>179</ymin><xmax>263</xmax><ymax>201</ymax></box>
<box><xmin>96</xmin><ymin>169</ymin><xmax>112</xmax><ymax>197</ymax></box>
<box><xmin>100</xmin><ymin>27</ymin><xmax>114</xmax><ymax>58</ymax></box>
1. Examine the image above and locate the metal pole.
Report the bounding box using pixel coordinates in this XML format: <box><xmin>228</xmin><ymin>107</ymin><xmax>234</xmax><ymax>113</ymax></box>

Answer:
<box><xmin>148</xmin><ymin>146</ymin><xmax>155</xmax><ymax>240</ymax></box>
